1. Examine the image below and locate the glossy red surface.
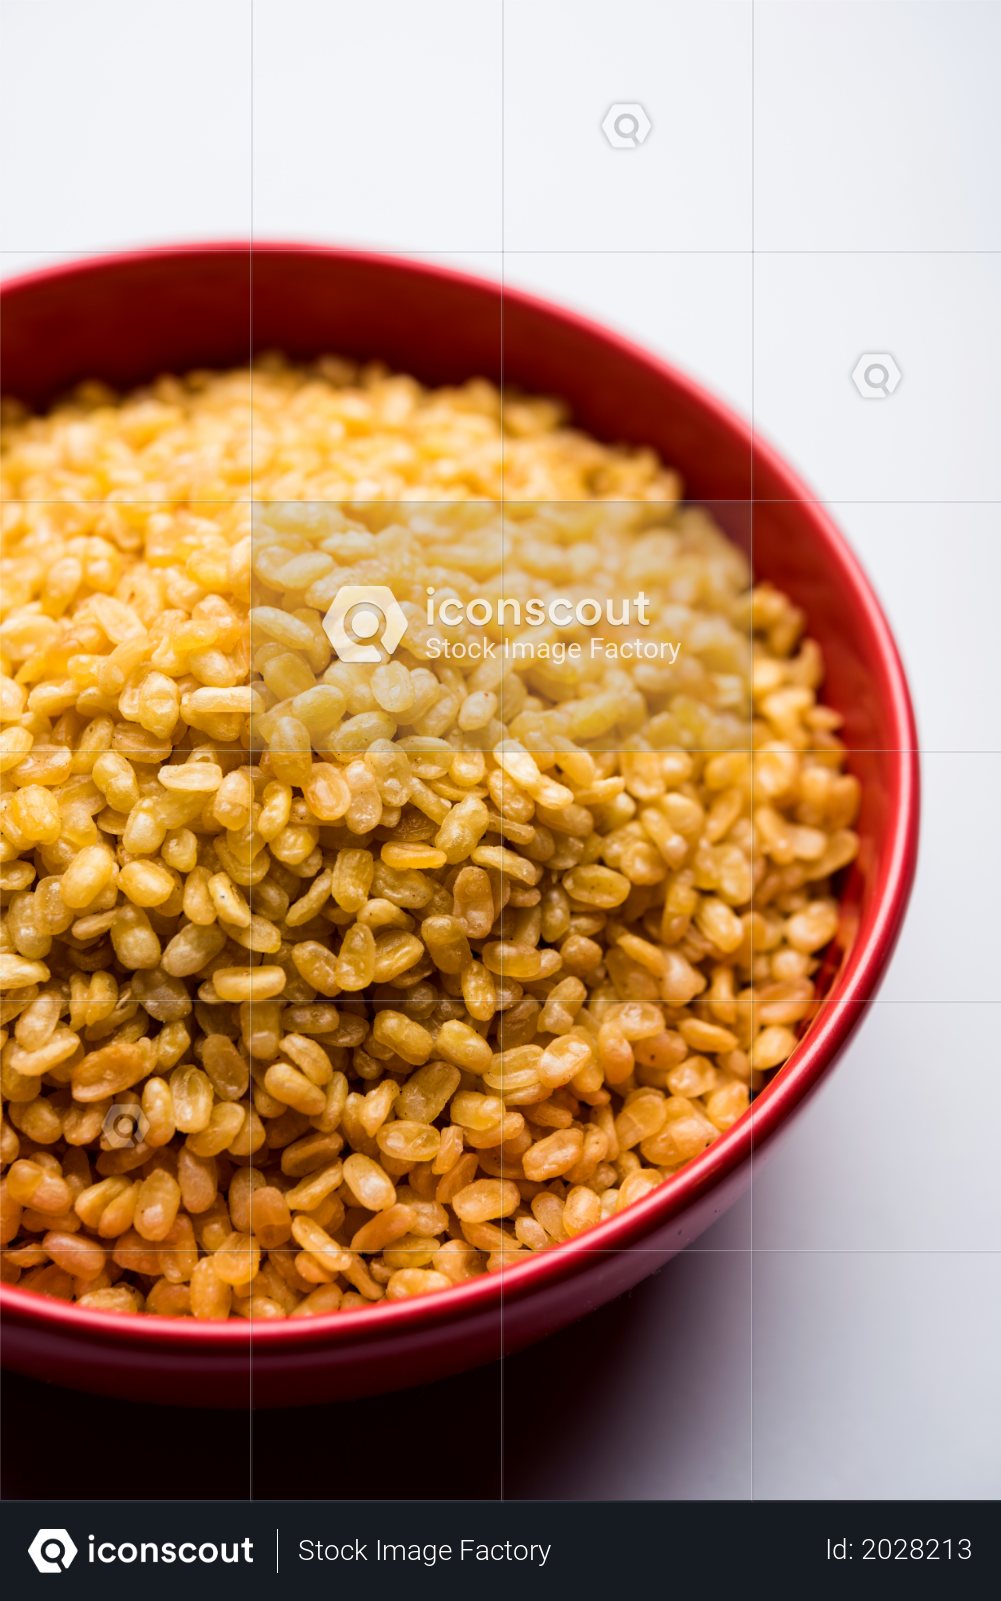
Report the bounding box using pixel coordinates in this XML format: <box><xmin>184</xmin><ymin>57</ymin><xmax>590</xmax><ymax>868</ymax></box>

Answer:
<box><xmin>0</xmin><ymin>246</ymin><xmax>919</xmax><ymax>1406</ymax></box>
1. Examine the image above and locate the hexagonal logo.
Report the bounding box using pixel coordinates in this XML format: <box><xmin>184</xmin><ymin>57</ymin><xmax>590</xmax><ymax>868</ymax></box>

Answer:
<box><xmin>851</xmin><ymin>352</ymin><xmax>902</xmax><ymax>398</ymax></box>
<box><xmin>102</xmin><ymin>1102</ymin><xmax>150</xmax><ymax>1149</ymax></box>
<box><xmin>601</xmin><ymin>103</ymin><xmax>652</xmax><ymax>148</ymax></box>
<box><xmin>28</xmin><ymin>1529</ymin><xmax>78</xmax><ymax>1573</ymax></box>
<box><xmin>322</xmin><ymin>584</ymin><xmax>408</xmax><ymax>663</ymax></box>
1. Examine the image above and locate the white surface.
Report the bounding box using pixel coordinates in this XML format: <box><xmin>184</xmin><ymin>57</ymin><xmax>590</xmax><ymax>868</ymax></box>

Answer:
<box><xmin>752</xmin><ymin>251</ymin><xmax>1001</xmax><ymax>503</ymax></box>
<box><xmin>0</xmin><ymin>1</ymin><xmax>252</xmax><ymax>251</ymax></box>
<box><xmin>753</xmin><ymin>0</ymin><xmax>1001</xmax><ymax>252</ymax></box>
<box><xmin>501</xmin><ymin>0</ymin><xmax>752</xmax><ymax>253</ymax></box>
<box><xmin>251</xmin><ymin>1</ymin><xmax>503</xmax><ymax>254</ymax></box>
<box><xmin>751</xmin><ymin>1248</ymin><xmax>1001</xmax><ymax>1499</ymax></box>
<box><xmin>1</xmin><ymin>0</ymin><xmax>998</xmax><ymax>1500</ymax></box>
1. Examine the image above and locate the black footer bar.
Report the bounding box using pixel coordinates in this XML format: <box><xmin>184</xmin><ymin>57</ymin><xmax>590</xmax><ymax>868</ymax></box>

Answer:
<box><xmin>2</xmin><ymin>1499</ymin><xmax>996</xmax><ymax>1595</ymax></box>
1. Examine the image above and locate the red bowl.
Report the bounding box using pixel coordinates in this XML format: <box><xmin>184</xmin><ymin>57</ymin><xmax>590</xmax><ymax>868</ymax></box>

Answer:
<box><xmin>0</xmin><ymin>245</ymin><xmax>919</xmax><ymax>1407</ymax></box>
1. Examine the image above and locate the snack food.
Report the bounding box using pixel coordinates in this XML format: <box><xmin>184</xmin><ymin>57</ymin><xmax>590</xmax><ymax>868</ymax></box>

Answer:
<box><xmin>0</xmin><ymin>359</ymin><xmax>859</xmax><ymax>1319</ymax></box>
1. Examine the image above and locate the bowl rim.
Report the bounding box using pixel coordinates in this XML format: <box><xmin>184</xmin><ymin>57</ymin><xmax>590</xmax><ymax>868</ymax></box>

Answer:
<box><xmin>0</xmin><ymin>243</ymin><xmax>920</xmax><ymax>1353</ymax></box>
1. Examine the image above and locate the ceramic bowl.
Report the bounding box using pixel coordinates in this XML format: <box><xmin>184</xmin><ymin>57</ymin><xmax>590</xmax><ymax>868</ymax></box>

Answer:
<box><xmin>0</xmin><ymin>246</ymin><xmax>919</xmax><ymax>1406</ymax></box>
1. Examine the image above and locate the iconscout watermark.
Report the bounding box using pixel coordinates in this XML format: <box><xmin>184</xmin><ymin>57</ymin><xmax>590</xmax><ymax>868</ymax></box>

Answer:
<box><xmin>322</xmin><ymin>584</ymin><xmax>408</xmax><ymax>662</ymax></box>
<box><xmin>601</xmin><ymin>102</ymin><xmax>652</xmax><ymax>147</ymax></box>
<box><xmin>299</xmin><ymin>1537</ymin><xmax>551</xmax><ymax>1567</ymax></box>
<box><xmin>28</xmin><ymin>1530</ymin><xmax>78</xmax><ymax>1573</ymax></box>
<box><xmin>28</xmin><ymin>1528</ymin><xmax>255</xmax><ymax>1569</ymax></box>
<box><xmin>851</xmin><ymin>352</ymin><xmax>902</xmax><ymax>398</ymax></box>
<box><xmin>424</xmin><ymin>588</ymin><xmax>679</xmax><ymax>665</ymax></box>
<box><xmin>322</xmin><ymin>583</ymin><xmax>681</xmax><ymax>666</ymax></box>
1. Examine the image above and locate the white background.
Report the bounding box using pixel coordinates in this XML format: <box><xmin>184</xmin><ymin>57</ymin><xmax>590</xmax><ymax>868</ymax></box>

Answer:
<box><xmin>2</xmin><ymin>0</ymin><xmax>1000</xmax><ymax>1499</ymax></box>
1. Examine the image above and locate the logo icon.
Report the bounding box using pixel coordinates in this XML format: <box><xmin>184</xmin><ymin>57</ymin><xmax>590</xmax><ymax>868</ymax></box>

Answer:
<box><xmin>851</xmin><ymin>352</ymin><xmax>902</xmax><ymax>399</ymax></box>
<box><xmin>322</xmin><ymin>585</ymin><xmax>408</xmax><ymax>663</ymax></box>
<box><xmin>601</xmin><ymin>103</ymin><xmax>652</xmax><ymax>148</ymax></box>
<box><xmin>29</xmin><ymin>1530</ymin><xmax>78</xmax><ymax>1573</ymax></box>
<box><xmin>102</xmin><ymin>1102</ymin><xmax>150</xmax><ymax>1149</ymax></box>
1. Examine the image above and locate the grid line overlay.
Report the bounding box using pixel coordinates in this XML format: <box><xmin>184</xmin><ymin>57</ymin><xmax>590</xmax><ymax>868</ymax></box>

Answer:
<box><xmin>1</xmin><ymin>0</ymin><xmax>998</xmax><ymax>1505</ymax></box>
